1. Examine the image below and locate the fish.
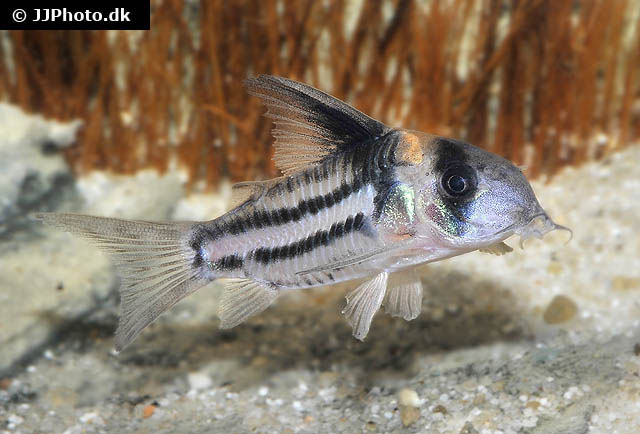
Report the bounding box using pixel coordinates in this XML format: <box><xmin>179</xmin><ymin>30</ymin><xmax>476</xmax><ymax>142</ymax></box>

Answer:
<box><xmin>36</xmin><ymin>75</ymin><xmax>571</xmax><ymax>351</ymax></box>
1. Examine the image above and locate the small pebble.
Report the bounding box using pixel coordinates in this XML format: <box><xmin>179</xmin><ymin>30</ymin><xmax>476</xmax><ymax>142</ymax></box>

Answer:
<box><xmin>187</xmin><ymin>372</ymin><xmax>212</xmax><ymax>391</ymax></box>
<box><xmin>432</xmin><ymin>404</ymin><xmax>448</xmax><ymax>415</ymax></box>
<box><xmin>472</xmin><ymin>394</ymin><xmax>485</xmax><ymax>406</ymax></box>
<box><xmin>459</xmin><ymin>422</ymin><xmax>479</xmax><ymax>434</ymax></box>
<box><xmin>543</xmin><ymin>295</ymin><xmax>578</xmax><ymax>324</ymax></box>
<box><xmin>526</xmin><ymin>401</ymin><xmax>541</xmax><ymax>410</ymax></box>
<box><xmin>79</xmin><ymin>412</ymin><xmax>99</xmax><ymax>424</ymax></box>
<box><xmin>634</xmin><ymin>343</ymin><xmax>640</xmax><ymax>356</ymax></box>
<box><xmin>397</xmin><ymin>388</ymin><xmax>420</xmax><ymax>407</ymax></box>
<box><xmin>491</xmin><ymin>381</ymin><xmax>505</xmax><ymax>392</ymax></box>
<box><xmin>400</xmin><ymin>406</ymin><xmax>420</xmax><ymax>427</ymax></box>
<box><xmin>397</xmin><ymin>388</ymin><xmax>421</xmax><ymax>427</ymax></box>
<box><xmin>612</xmin><ymin>276</ymin><xmax>640</xmax><ymax>291</ymax></box>
<box><xmin>547</xmin><ymin>261</ymin><xmax>563</xmax><ymax>275</ymax></box>
<box><xmin>142</xmin><ymin>404</ymin><xmax>156</xmax><ymax>419</ymax></box>
<box><xmin>0</xmin><ymin>378</ymin><xmax>11</xmax><ymax>390</ymax></box>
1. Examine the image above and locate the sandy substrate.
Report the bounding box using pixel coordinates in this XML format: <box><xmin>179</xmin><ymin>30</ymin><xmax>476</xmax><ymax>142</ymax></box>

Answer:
<box><xmin>1</xmin><ymin>144</ymin><xmax>639</xmax><ymax>433</ymax></box>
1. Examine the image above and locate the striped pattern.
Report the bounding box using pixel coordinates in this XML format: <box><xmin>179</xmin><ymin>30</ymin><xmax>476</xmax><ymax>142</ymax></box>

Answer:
<box><xmin>211</xmin><ymin>254</ymin><xmax>244</xmax><ymax>271</ymax></box>
<box><xmin>250</xmin><ymin>213</ymin><xmax>365</xmax><ymax>266</ymax></box>
<box><xmin>188</xmin><ymin>154</ymin><xmax>365</xmax><ymax>253</ymax></box>
<box><xmin>191</xmin><ymin>134</ymin><xmax>403</xmax><ymax>288</ymax></box>
<box><xmin>225</xmin><ymin>180</ymin><xmax>363</xmax><ymax>236</ymax></box>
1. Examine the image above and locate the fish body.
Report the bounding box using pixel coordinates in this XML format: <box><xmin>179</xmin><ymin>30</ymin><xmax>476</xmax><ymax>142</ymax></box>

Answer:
<box><xmin>37</xmin><ymin>76</ymin><xmax>569</xmax><ymax>350</ymax></box>
<box><xmin>199</xmin><ymin>131</ymin><xmax>497</xmax><ymax>286</ymax></box>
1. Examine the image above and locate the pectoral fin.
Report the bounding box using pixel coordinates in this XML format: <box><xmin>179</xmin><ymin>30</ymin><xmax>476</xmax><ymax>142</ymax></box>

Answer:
<box><xmin>342</xmin><ymin>272</ymin><xmax>388</xmax><ymax>340</ymax></box>
<box><xmin>218</xmin><ymin>279</ymin><xmax>279</xmax><ymax>329</ymax></box>
<box><xmin>383</xmin><ymin>268</ymin><xmax>423</xmax><ymax>321</ymax></box>
<box><xmin>479</xmin><ymin>241</ymin><xmax>513</xmax><ymax>256</ymax></box>
<box><xmin>296</xmin><ymin>247</ymin><xmax>391</xmax><ymax>275</ymax></box>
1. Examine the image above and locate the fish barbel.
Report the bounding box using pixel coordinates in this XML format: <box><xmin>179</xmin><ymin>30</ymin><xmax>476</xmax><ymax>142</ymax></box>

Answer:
<box><xmin>37</xmin><ymin>76</ymin><xmax>570</xmax><ymax>350</ymax></box>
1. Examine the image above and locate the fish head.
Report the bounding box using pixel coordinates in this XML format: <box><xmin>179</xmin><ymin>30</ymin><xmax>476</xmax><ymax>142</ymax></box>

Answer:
<box><xmin>404</xmin><ymin>133</ymin><xmax>570</xmax><ymax>249</ymax></box>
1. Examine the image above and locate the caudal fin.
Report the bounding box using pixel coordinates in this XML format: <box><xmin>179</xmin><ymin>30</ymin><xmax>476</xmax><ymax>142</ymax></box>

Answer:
<box><xmin>35</xmin><ymin>213</ymin><xmax>208</xmax><ymax>351</ymax></box>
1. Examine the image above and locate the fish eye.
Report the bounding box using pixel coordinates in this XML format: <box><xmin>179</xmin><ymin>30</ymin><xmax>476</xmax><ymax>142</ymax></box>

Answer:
<box><xmin>441</xmin><ymin>164</ymin><xmax>476</xmax><ymax>197</ymax></box>
<box><xmin>447</xmin><ymin>175</ymin><xmax>466</xmax><ymax>193</ymax></box>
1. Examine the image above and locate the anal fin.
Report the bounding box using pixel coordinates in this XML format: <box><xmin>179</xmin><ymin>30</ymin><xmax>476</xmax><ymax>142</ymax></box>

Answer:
<box><xmin>383</xmin><ymin>268</ymin><xmax>423</xmax><ymax>321</ymax></box>
<box><xmin>342</xmin><ymin>272</ymin><xmax>388</xmax><ymax>340</ymax></box>
<box><xmin>218</xmin><ymin>279</ymin><xmax>279</xmax><ymax>329</ymax></box>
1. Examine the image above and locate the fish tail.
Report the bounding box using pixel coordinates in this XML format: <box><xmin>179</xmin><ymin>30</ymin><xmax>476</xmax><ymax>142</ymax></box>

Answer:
<box><xmin>35</xmin><ymin>212</ymin><xmax>209</xmax><ymax>351</ymax></box>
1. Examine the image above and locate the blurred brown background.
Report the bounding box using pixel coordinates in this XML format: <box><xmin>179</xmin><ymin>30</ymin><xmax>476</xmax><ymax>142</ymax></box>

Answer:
<box><xmin>1</xmin><ymin>0</ymin><xmax>638</xmax><ymax>187</ymax></box>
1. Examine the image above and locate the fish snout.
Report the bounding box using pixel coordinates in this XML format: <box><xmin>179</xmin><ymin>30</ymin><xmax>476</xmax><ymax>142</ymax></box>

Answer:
<box><xmin>515</xmin><ymin>211</ymin><xmax>572</xmax><ymax>248</ymax></box>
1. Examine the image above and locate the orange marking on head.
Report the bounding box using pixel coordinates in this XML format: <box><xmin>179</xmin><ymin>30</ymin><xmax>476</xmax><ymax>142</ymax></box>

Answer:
<box><xmin>397</xmin><ymin>132</ymin><xmax>424</xmax><ymax>165</ymax></box>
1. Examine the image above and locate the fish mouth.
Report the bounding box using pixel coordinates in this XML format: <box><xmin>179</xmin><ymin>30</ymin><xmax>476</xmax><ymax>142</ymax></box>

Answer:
<box><xmin>514</xmin><ymin>211</ymin><xmax>572</xmax><ymax>248</ymax></box>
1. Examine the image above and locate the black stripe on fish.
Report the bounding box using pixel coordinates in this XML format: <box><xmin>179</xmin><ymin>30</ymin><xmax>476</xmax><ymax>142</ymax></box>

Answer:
<box><xmin>432</xmin><ymin>137</ymin><xmax>469</xmax><ymax>173</ymax></box>
<box><xmin>308</xmin><ymin>159</ymin><xmax>331</xmax><ymax>183</ymax></box>
<box><xmin>190</xmin><ymin>222</ymin><xmax>224</xmax><ymax>268</ymax></box>
<box><xmin>304</xmin><ymin>172</ymin><xmax>313</xmax><ymax>184</ymax></box>
<box><xmin>250</xmin><ymin>212</ymin><xmax>366</xmax><ymax>265</ymax></box>
<box><xmin>221</xmin><ymin>178</ymin><xmax>364</xmax><ymax>237</ymax></box>
<box><xmin>432</xmin><ymin>136</ymin><xmax>476</xmax><ymax>235</ymax></box>
<box><xmin>348</xmin><ymin>130</ymin><xmax>399</xmax><ymax>221</ymax></box>
<box><xmin>285</xmin><ymin>176</ymin><xmax>296</xmax><ymax>193</ymax></box>
<box><xmin>192</xmin><ymin>250</ymin><xmax>204</xmax><ymax>268</ymax></box>
<box><xmin>212</xmin><ymin>254</ymin><xmax>245</xmax><ymax>271</ymax></box>
<box><xmin>227</xmin><ymin>216</ymin><xmax>246</xmax><ymax>235</ymax></box>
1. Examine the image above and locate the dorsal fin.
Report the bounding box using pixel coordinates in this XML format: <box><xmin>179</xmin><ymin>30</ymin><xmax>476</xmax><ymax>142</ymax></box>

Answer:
<box><xmin>245</xmin><ymin>75</ymin><xmax>391</xmax><ymax>175</ymax></box>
